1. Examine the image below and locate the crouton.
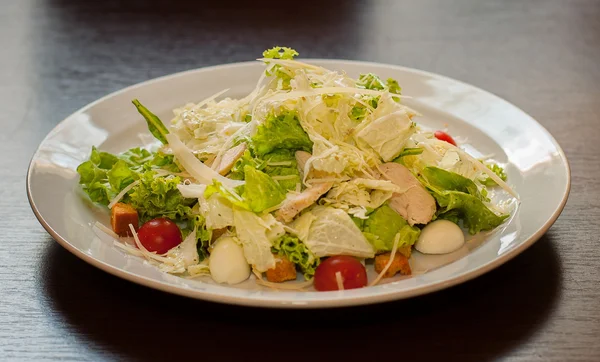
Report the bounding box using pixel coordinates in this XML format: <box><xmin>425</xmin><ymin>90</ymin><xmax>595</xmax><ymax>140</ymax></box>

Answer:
<box><xmin>374</xmin><ymin>252</ymin><xmax>412</xmax><ymax>278</ymax></box>
<box><xmin>398</xmin><ymin>245</ymin><xmax>412</xmax><ymax>259</ymax></box>
<box><xmin>110</xmin><ymin>202</ymin><xmax>139</xmax><ymax>236</ymax></box>
<box><xmin>265</xmin><ymin>255</ymin><xmax>297</xmax><ymax>283</ymax></box>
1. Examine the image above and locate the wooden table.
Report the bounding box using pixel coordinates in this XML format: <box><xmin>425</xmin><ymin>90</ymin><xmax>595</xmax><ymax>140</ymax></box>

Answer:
<box><xmin>1</xmin><ymin>1</ymin><xmax>598</xmax><ymax>360</ymax></box>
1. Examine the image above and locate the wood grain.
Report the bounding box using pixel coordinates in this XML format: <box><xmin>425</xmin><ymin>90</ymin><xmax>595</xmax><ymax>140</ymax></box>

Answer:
<box><xmin>1</xmin><ymin>0</ymin><xmax>599</xmax><ymax>361</ymax></box>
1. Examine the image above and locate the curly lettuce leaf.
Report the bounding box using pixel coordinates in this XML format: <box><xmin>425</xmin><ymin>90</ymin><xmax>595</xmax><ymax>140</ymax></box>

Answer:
<box><xmin>77</xmin><ymin>146</ymin><xmax>212</xmax><ymax>259</ymax></box>
<box><xmin>263</xmin><ymin>46</ymin><xmax>299</xmax><ymax>60</ymax></box>
<box><xmin>361</xmin><ymin>204</ymin><xmax>420</xmax><ymax>252</ymax></box>
<box><xmin>251</xmin><ymin>111</ymin><xmax>313</xmax><ymax>157</ymax></box>
<box><xmin>242</xmin><ymin>166</ymin><xmax>286</xmax><ymax>213</ymax></box>
<box><xmin>126</xmin><ymin>171</ymin><xmax>196</xmax><ymax>223</ymax></box>
<box><xmin>272</xmin><ymin>234</ymin><xmax>320</xmax><ymax>279</ymax></box>
<box><xmin>420</xmin><ymin>167</ymin><xmax>508</xmax><ymax>234</ymax></box>
<box><xmin>77</xmin><ymin>147</ymin><xmax>120</xmax><ymax>205</ymax></box>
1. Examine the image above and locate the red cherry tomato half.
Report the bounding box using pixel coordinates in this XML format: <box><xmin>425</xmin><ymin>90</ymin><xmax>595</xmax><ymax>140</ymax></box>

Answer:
<box><xmin>137</xmin><ymin>218</ymin><xmax>182</xmax><ymax>254</ymax></box>
<box><xmin>314</xmin><ymin>255</ymin><xmax>368</xmax><ymax>291</ymax></box>
<box><xmin>434</xmin><ymin>130</ymin><xmax>457</xmax><ymax>146</ymax></box>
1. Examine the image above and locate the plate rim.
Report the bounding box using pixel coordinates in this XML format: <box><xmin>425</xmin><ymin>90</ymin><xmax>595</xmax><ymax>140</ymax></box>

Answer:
<box><xmin>26</xmin><ymin>59</ymin><xmax>571</xmax><ymax>308</ymax></box>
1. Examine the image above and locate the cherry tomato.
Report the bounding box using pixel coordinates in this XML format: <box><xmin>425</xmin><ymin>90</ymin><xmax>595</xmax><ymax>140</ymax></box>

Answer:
<box><xmin>137</xmin><ymin>218</ymin><xmax>182</xmax><ymax>254</ymax></box>
<box><xmin>434</xmin><ymin>130</ymin><xmax>457</xmax><ymax>146</ymax></box>
<box><xmin>314</xmin><ymin>255</ymin><xmax>368</xmax><ymax>291</ymax></box>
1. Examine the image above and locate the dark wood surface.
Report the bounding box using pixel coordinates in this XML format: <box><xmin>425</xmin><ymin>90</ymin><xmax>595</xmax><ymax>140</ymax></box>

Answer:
<box><xmin>1</xmin><ymin>0</ymin><xmax>598</xmax><ymax>361</ymax></box>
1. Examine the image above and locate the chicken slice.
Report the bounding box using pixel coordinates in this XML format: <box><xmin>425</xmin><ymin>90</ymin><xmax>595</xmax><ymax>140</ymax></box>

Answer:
<box><xmin>295</xmin><ymin>150</ymin><xmax>311</xmax><ymax>173</ymax></box>
<box><xmin>216</xmin><ymin>143</ymin><xmax>247</xmax><ymax>175</ymax></box>
<box><xmin>295</xmin><ymin>150</ymin><xmax>331</xmax><ymax>179</ymax></box>
<box><xmin>378</xmin><ymin>162</ymin><xmax>436</xmax><ymax>226</ymax></box>
<box><xmin>276</xmin><ymin>182</ymin><xmax>333</xmax><ymax>223</ymax></box>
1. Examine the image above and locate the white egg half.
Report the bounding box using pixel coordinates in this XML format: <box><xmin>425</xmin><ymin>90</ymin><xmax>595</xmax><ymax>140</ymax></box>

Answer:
<box><xmin>209</xmin><ymin>236</ymin><xmax>250</xmax><ymax>284</ymax></box>
<box><xmin>415</xmin><ymin>219</ymin><xmax>465</xmax><ymax>255</ymax></box>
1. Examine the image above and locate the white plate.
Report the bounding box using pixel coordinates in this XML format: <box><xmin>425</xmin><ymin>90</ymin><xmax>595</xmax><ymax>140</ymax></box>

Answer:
<box><xmin>27</xmin><ymin>60</ymin><xmax>570</xmax><ymax>308</ymax></box>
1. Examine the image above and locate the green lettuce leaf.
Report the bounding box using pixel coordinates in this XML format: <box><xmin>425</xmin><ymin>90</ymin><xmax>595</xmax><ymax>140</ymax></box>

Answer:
<box><xmin>393</xmin><ymin>147</ymin><xmax>423</xmax><ymax>161</ymax></box>
<box><xmin>251</xmin><ymin>111</ymin><xmax>313</xmax><ymax>157</ymax></box>
<box><xmin>77</xmin><ymin>146</ymin><xmax>212</xmax><ymax>259</ymax></box>
<box><xmin>262</xmin><ymin>46</ymin><xmax>299</xmax><ymax>60</ymax></box>
<box><xmin>262</xmin><ymin>47</ymin><xmax>299</xmax><ymax>90</ymax></box>
<box><xmin>361</xmin><ymin>204</ymin><xmax>420</xmax><ymax>252</ymax></box>
<box><xmin>107</xmin><ymin>160</ymin><xmax>137</xmax><ymax>191</ymax></box>
<box><xmin>420</xmin><ymin>167</ymin><xmax>509</xmax><ymax>234</ymax></box>
<box><xmin>230</xmin><ymin>149</ymin><xmax>300</xmax><ymax>192</ymax></box>
<box><xmin>480</xmin><ymin>163</ymin><xmax>507</xmax><ymax>186</ymax></box>
<box><xmin>126</xmin><ymin>171</ymin><xmax>195</xmax><ymax>223</ymax></box>
<box><xmin>357</xmin><ymin>73</ymin><xmax>386</xmax><ymax>90</ymax></box>
<box><xmin>242</xmin><ymin>166</ymin><xmax>286</xmax><ymax>212</ymax></box>
<box><xmin>229</xmin><ymin>150</ymin><xmax>267</xmax><ymax>180</ymax></box>
<box><xmin>204</xmin><ymin>180</ymin><xmax>249</xmax><ymax>210</ymax></box>
<box><xmin>262</xmin><ymin>150</ymin><xmax>301</xmax><ymax>192</ymax></box>
<box><xmin>272</xmin><ymin>234</ymin><xmax>320</xmax><ymax>279</ymax></box>
<box><xmin>77</xmin><ymin>146</ymin><xmax>120</xmax><ymax>205</ymax></box>
<box><xmin>420</xmin><ymin>166</ymin><xmax>486</xmax><ymax>201</ymax></box>
<box><xmin>132</xmin><ymin>99</ymin><xmax>169</xmax><ymax>144</ymax></box>
<box><xmin>118</xmin><ymin>147</ymin><xmax>153</xmax><ymax>167</ymax></box>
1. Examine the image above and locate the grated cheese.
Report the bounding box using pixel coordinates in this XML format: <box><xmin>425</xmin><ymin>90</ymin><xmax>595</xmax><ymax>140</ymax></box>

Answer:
<box><xmin>128</xmin><ymin>224</ymin><xmax>173</xmax><ymax>264</ymax></box>
<box><xmin>370</xmin><ymin>232</ymin><xmax>401</xmax><ymax>286</ymax></box>
<box><xmin>335</xmin><ymin>271</ymin><xmax>344</xmax><ymax>290</ymax></box>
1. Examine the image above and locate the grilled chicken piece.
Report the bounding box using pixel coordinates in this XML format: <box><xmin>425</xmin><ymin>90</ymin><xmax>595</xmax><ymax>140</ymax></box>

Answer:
<box><xmin>295</xmin><ymin>150</ymin><xmax>331</xmax><ymax>179</ymax></box>
<box><xmin>276</xmin><ymin>182</ymin><xmax>333</xmax><ymax>223</ymax></box>
<box><xmin>378</xmin><ymin>162</ymin><xmax>436</xmax><ymax>226</ymax></box>
<box><xmin>265</xmin><ymin>255</ymin><xmax>297</xmax><ymax>282</ymax></box>
<box><xmin>374</xmin><ymin>252</ymin><xmax>412</xmax><ymax>278</ymax></box>
<box><xmin>295</xmin><ymin>150</ymin><xmax>311</xmax><ymax>173</ymax></box>
<box><xmin>216</xmin><ymin>143</ymin><xmax>247</xmax><ymax>175</ymax></box>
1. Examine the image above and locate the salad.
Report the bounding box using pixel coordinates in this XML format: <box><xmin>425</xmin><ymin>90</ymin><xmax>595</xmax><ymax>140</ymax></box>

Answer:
<box><xmin>78</xmin><ymin>47</ymin><xmax>516</xmax><ymax>291</ymax></box>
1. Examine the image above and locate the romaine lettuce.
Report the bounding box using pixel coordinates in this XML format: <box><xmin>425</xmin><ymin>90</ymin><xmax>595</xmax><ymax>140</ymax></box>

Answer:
<box><xmin>361</xmin><ymin>204</ymin><xmax>420</xmax><ymax>252</ymax></box>
<box><xmin>250</xmin><ymin>111</ymin><xmax>313</xmax><ymax>157</ymax></box>
<box><xmin>242</xmin><ymin>166</ymin><xmax>286</xmax><ymax>213</ymax></box>
<box><xmin>420</xmin><ymin>167</ymin><xmax>509</xmax><ymax>234</ymax></box>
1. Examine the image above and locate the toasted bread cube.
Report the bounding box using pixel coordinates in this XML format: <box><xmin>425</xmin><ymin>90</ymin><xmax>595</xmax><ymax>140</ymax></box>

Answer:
<box><xmin>374</xmin><ymin>252</ymin><xmax>412</xmax><ymax>278</ymax></box>
<box><xmin>398</xmin><ymin>245</ymin><xmax>412</xmax><ymax>258</ymax></box>
<box><xmin>110</xmin><ymin>202</ymin><xmax>139</xmax><ymax>236</ymax></box>
<box><xmin>265</xmin><ymin>255</ymin><xmax>297</xmax><ymax>283</ymax></box>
